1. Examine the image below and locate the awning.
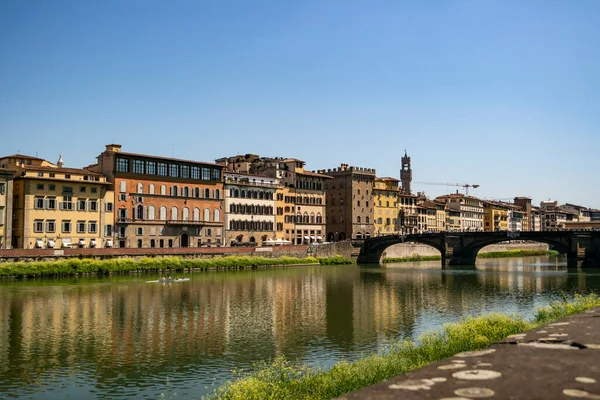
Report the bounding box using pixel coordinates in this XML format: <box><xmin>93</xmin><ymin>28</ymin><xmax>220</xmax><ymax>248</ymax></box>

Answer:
<box><xmin>105</xmin><ymin>240</ymin><xmax>113</xmax><ymax>248</ymax></box>
<box><xmin>303</xmin><ymin>236</ymin><xmax>309</xmax><ymax>239</ymax></box>
<box><xmin>47</xmin><ymin>240</ymin><xmax>56</xmax><ymax>248</ymax></box>
<box><xmin>90</xmin><ymin>239</ymin><xmax>97</xmax><ymax>248</ymax></box>
<box><xmin>35</xmin><ymin>239</ymin><xmax>43</xmax><ymax>248</ymax></box>
<box><xmin>62</xmin><ymin>238</ymin><xmax>72</xmax><ymax>247</ymax></box>
<box><xmin>78</xmin><ymin>239</ymin><xmax>86</xmax><ymax>245</ymax></box>
<box><xmin>316</xmin><ymin>236</ymin><xmax>322</xmax><ymax>240</ymax></box>
<box><xmin>310</xmin><ymin>236</ymin><xmax>316</xmax><ymax>240</ymax></box>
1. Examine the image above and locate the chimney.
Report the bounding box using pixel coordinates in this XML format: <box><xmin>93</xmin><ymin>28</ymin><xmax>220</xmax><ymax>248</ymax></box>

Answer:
<box><xmin>105</xmin><ymin>144</ymin><xmax>122</xmax><ymax>152</ymax></box>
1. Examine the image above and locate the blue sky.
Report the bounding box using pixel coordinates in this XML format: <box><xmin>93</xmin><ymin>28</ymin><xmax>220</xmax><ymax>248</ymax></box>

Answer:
<box><xmin>1</xmin><ymin>0</ymin><xmax>599</xmax><ymax>207</ymax></box>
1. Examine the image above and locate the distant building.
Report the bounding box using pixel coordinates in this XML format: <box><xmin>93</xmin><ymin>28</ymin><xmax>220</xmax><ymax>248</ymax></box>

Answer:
<box><xmin>373</xmin><ymin>177</ymin><xmax>401</xmax><ymax>236</ymax></box>
<box><xmin>0</xmin><ymin>168</ymin><xmax>14</xmax><ymax>249</ymax></box>
<box><xmin>398</xmin><ymin>193</ymin><xmax>419</xmax><ymax>234</ymax></box>
<box><xmin>218</xmin><ymin>154</ymin><xmax>329</xmax><ymax>244</ymax></box>
<box><xmin>89</xmin><ymin>144</ymin><xmax>224</xmax><ymax>249</ymax></box>
<box><xmin>513</xmin><ymin>197</ymin><xmax>532</xmax><ymax>231</ymax></box>
<box><xmin>400</xmin><ymin>151</ymin><xmax>412</xmax><ymax>195</ymax></box>
<box><xmin>319</xmin><ymin>164</ymin><xmax>376</xmax><ymax>240</ymax></box>
<box><xmin>0</xmin><ymin>154</ymin><xmax>114</xmax><ymax>249</ymax></box>
<box><xmin>436</xmin><ymin>193</ymin><xmax>484</xmax><ymax>232</ymax></box>
<box><xmin>482</xmin><ymin>201</ymin><xmax>509</xmax><ymax>232</ymax></box>
<box><xmin>222</xmin><ymin>171</ymin><xmax>277</xmax><ymax>247</ymax></box>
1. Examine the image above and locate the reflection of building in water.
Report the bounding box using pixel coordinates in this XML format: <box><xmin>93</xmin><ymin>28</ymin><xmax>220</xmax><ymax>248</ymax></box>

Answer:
<box><xmin>0</xmin><ymin>282</ymin><xmax>231</xmax><ymax>385</ymax></box>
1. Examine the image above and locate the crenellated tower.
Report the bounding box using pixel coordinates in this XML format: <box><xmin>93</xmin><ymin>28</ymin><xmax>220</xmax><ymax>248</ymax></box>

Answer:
<box><xmin>400</xmin><ymin>150</ymin><xmax>412</xmax><ymax>195</ymax></box>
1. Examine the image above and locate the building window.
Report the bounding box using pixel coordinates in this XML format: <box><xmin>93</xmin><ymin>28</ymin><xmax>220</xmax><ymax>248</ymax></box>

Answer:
<box><xmin>133</xmin><ymin>159</ymin><xmax>145</xmax><ymax>174</ymax></box>
<box><xmin>147</xmin><ymin>161</ymin><xmax>156</xmax><ymax>175</ymax></box>
<box><xmin>62</xmin><ymin>220</ymin><xmax>71</xmax><ymax>233</ymax></box>
<box><xmin>181</xmin><ymin>165</ymin><xmax>190</xmax><ymax>178</ymax></box>
<box><xmin>34</xmin><ymin>220</ymin><xmax>44</xmax><ymax>233</ymax></box>
<box><xmin>48</xmin><ymin>184</ymin><xmax>55</xmax><ymax>191</ymax></box>
<box><xmin>157</xmin><ymin>162</ymin><xmax>168</xmax><ymax>176</ymax></box>
<box><xmin>61</xmin><ymin>196</ymin><xmax>73</xmax><ymax>210</ymax></box>
<box><xmin>77</xmin><ymin>221</ymin><xmax>86</xmax><ymax>233</ymax></box>
<box><xmin>116</xmin><ymin>158</ymin><xmax>129</xmax><ymax>173</ymax></box>
<box><xmin>35</xmin><ymin>197</ymin><xmax>45</xmax><ymax>209</ymax></box>
<box><xmin>105</xmin><ymin>224</ymin><xmax>113</xmax><ymax>236</ymax></box>
<box><xmin>159</xmin><ymin>239</ymin><xmax>164</xmax><ymax>248</ymax></box>
<box><xmin>191</xmin><ymin>166</ymin><xmax>201</xmax><ymax>180</ymax></box>
<box><xmin>47</xmin><ymin>197</ymin><xmax>56</xmax><ymax>209</ymax></box>
<box><xmin>169</xmin><ymin>164</ymin><xmax>179</xmax><ymax>178</ymax></box>
<box><xmin>206</xmin><ymin>228</ymin><xmax>212</xmax><ymax>236</ymax></box>
<box><xmin>136</xmin><ymin>227</ymin><xmax>144</xmax><ymax>236</ymax></box>
<box><xmin>119</xmin><ymin>181</ymin><xmax>127</xmax><ymax>193</ymax></box>
<box><xmin>204</xmin><ymin>208</ymin><xmax>210</xmax><ymax>221</ymax></box>
<box><xmin>91</xmin><ymin>187</ymin><xmax>97</xmax><ymax>193</ymax></box>
<box><xmin>202</xmin><ymin>168</ymin><xmax>210</xmax><ymax>180</ymax></box>
<box><xmin>46</xmin><ymin>220</ymin><xmax>56</xmax><ymax>233</ymax></box>
<box><xmin>357</xmin><ymin>216</ymin><xmax>361</xmax><ymax>223</ymax></box>
<box><xmin>78</xmin><ymin>199</ymin><xmax>87</xmax><ymax>211</ymax></box>
<box><xmin>88</xmin><ymin>221</ymin><xmax>97</xmax><ymax>234</ymax></box>
<box><xmin>212</xmin><ymin>169</ymin><xmax>220</xmax><ymax>181</ymax></box>
<box><xmin>80</xmin><ymin>186</ymin><xmax>86</xmax><ymax>193</ymax></box>
<box><xmin>105</xmin><ymin>203</ymin><xmax>114</xmax><ymax>212</ymax></box>
<box><xmin>150</xmin><ymin>239</ymin><xmax>156</xmax><ymax>248</ymax></box>
<box><xmin>168</xmin><ymin>239</ymin><xmax>173</xmax><ymax>248</ymax></box>
<box><xmin>36</xmin><ymin>183</ymin><xmax>44</xmax><ymax>190</ymax></box>
<box><xmin>89</xmin><ymin>200</ymin><xmax>98</xmax><ymax>212</ymax></box>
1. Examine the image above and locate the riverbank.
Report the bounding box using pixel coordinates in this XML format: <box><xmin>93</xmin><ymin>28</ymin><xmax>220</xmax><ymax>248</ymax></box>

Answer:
<box><xmin>383</xmin><ymin>249</ymin><xmax>559</xmax><ymax>263</ymax></box>
<box><xmin>203</xmin><ymin>293</ymin><xmax>600</xmax><ymax>400</ymax></box>
<box><xmin>0</xmin><ymin>255</ymin><xmax>353</xmax><ymax>279</ymax></box>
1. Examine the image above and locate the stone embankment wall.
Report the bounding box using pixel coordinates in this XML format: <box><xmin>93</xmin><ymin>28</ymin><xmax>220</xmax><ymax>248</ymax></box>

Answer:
<box><xmin>383</xmin><ymin>242</ymin><xmax>549</xmax><ymax>259</ymax></box>
<box><xmin>0</xmin><ymin>242</ymin><xmax>352</xmax><ymax>264</ymax></box>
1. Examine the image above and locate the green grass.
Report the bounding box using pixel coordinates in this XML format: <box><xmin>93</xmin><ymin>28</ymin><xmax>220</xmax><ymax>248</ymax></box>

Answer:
<box><xmin>203</xmin><ymin>293</ymin><xmax>600</xmax><ymax>400</ymax></box>
<box><xmin>382</xmin><ymin>255</ymin><xmax>441</xmax><ymax>263</ymax></box>
<box><xmin>478</xmin><ymin>249</ymin><xmax>560</xmax><ymax>258</ymax></box>
<box><xmin>317</xmin><ymin>255</ymin><xmax>354</xmax><ymax>265</ymax></box>
<box><xmin>0</xmin><ymin>255</ymin><xmax>352</xmax><ymax>279</ymax></box>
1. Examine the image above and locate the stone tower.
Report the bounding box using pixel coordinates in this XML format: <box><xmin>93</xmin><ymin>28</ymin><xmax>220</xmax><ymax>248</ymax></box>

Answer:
<box><xmin>400</xmin><ymin>150</ymin><xmax>412</xmax><ymax>195</ymax></box>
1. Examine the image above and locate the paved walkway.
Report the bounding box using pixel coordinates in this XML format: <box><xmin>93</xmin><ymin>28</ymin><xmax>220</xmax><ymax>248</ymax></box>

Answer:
<box><xmin>338</xmin><ymin>307</ymin><xmax>600</xmax><ymax>400</ymax></box>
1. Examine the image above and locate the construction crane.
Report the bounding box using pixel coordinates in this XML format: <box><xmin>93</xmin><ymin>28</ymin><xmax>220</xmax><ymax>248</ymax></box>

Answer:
<box><xmin>414</xmin><ymin>182</ymin><xmax>480</xmax><ymax>196</ymax></box>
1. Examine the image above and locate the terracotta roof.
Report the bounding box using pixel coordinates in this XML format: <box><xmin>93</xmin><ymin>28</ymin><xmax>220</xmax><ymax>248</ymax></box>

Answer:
<box><xmin>0</xmin><ymin>153</ymin><xmax>45</xmax><ymax>161</ymax></box>
<box><xmin>111</xmin><ymin>150</ymin><xmax>222</xmax><ymax>167</ymax></box>
<box><xmin>19</xmin><ymin>165</ymin><xmax>103</xmax><ymax>175</ymax></box>
<box><xmin>297</xmin><ymin>170</ymin><xmax>333</xmax><ymax>179</ymax></box>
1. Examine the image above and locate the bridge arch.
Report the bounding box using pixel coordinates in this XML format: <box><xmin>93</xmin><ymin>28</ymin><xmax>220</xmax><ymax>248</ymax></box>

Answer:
<box><xmin>358</xmin><ymin>231</ymin><xmax>577</xmax><ymax>266</ymax></box>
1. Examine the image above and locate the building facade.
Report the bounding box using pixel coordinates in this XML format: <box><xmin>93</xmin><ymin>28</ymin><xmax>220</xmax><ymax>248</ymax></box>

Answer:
<box><xmin>0</xmin><ymin>169</ymin><xmax>14</xmax><ymax>249</ymax></box>
<box><xmin>437</xmin><ymin>194</ymin><xmax>484</xmax><ymax>232</ymax></box>
<box><xmin>217</xmin><ymin>154</ymin><xmax>329</xmax><ymax>244</ymax></box>
<box><xmin>483</xmin><ymin>201</ymin><xmax>509</xmax><ymax>232</ymax></box>
<box><xmin>373</xmin><ymin>177</ymin><xmax>401</xmax><ymax>236</ymax></box>
<box><xmin>0</xmin><ymin>154</ymin><xmax>114</xmax><ymax>249</ymax></box>
<box><xmin>320</xmin><ymin>164</ymin><xmax>375</xmax><ymax>241</ymax></box>
<box><xmin>223</xmin><ymin>172</ymin><xmax>277</xmax><ymax>246</ymax></box>
<box><xmin>398</xmin><ymin>193</ymin><xmax>418</xmax><ymax>234</ymax></box>
<box><xmin>89</xmin><ymin>144</ymin><xmax>224</xmax><ymax>248</ymax></box>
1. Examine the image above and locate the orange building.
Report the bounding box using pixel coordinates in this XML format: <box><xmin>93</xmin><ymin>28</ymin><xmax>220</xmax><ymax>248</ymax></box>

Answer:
<box><xmin>88</xmin><ymin>144</ymin><xmax>224</xmax><ymax>248</ymax></box>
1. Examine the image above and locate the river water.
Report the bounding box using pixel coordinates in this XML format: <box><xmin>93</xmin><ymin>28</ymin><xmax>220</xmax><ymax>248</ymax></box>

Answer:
<box><xmin>1</xmin><ymin>255</ymin><xmax>599</xmax><ymax>399</ymax></box>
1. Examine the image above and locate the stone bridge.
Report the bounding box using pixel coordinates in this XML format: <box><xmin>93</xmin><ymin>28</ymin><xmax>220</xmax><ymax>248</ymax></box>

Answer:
<box><xmin>356</xmin><ymin>231</ymin><xmax>600</xmax><ymax>268</ymax></box>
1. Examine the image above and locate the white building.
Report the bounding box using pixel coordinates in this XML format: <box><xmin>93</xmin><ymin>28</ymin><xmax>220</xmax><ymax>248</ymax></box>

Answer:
<box><xmin>223</xmin><ymin>172</ymin><xmax>278</xmax><ymax>246</ymax></box>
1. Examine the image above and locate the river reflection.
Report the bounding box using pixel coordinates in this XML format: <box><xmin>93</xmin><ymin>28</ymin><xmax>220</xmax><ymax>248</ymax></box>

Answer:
<box><xmin>1</xmin><ymin>256</ymin><xmax>599</xmax><ymax>399</ymax></box>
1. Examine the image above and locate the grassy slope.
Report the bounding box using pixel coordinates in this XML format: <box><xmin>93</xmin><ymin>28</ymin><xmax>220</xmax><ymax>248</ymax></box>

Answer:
<box><xmin>204</xmin><ymin>293</ymin><xmax>600</xmax><ymax>400</ymax></box>
<box><xmin>0</xmin><ymin>255</ymin><xmax>353</xmax><ymax>278</ymax></box>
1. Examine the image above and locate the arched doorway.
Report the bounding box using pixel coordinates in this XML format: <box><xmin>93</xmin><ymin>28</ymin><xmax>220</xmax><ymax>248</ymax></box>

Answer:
<box><xmin>181</xmin><ymin>233</ymin><xmax>189</xmax><ymax>247</ymax></box>
<box><xmin>327</xmin><ymin>232</ymin><xmax>335</xmax><ymax>242</ymax></box>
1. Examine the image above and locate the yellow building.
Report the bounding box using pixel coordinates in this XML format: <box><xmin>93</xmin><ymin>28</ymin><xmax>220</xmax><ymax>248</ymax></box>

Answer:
<box><xmin>373</xmin><ymin>177</ymin><xmax>401</xmax><ymax>236</ymax></box>
<box><xmin>483</xmin><ymin>201</ymin><xmax>509</xmax><ymax>232</ymax></box>
<box><xmin>0</xmin><ymin>169</ymin><xmax>14</xmax><ymax>249</ymax></box>
<box><xmin>1</xmin><ymin>154</ymin><xmax>115</xmax><ymax>249</ymax></box>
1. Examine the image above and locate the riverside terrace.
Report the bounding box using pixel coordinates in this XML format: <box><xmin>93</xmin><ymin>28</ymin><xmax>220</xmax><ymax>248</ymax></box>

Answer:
<box><xmin>357</xmin><ymin>231</ymin><xmax>600</xmax><ymax>268</ymax></box>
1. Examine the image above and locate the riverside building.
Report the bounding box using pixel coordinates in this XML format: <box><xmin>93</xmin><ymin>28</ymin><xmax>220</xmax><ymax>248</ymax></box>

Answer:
<box><xmin>373</xmin><ymin>177</ymin><xmax>401</xmax><ymax>236</ymax></box>
<box><xmin>0</xmin><ymin>169</ymin><xmax>14</xmax><ymax>249</ymax></box>
<box><xmin>319</xmin><ymin>164</ymin><xmax>375</xmax><ymax>241</ymax></box>
<box><xmin>0</xmin><ymin>154</ymin><xmax>114</xmax><ymax>249</ymax></box>
<box><xmin>222</xmin><ymin>171</ymin><xmax>277</xmax><ymax>247</ymax></box>
<box><xmin>88</xmin><ymin>144</ymin><xmax>224</xmax><ymax>248</ymax></box>
<box><xmin>217</xmin><ymin>154</ymin><xmax>329</xmax><ymax>245</ymax></box>
<box><xmin>436</xmin><ymin>193</ymin><xmax>484</xmax><ymax>232</ymax></box>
